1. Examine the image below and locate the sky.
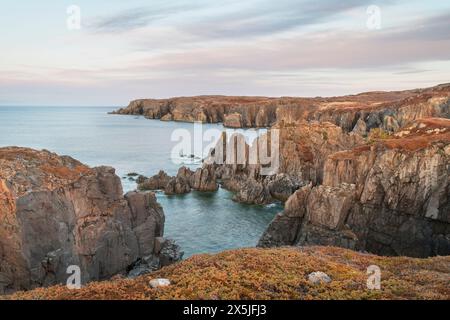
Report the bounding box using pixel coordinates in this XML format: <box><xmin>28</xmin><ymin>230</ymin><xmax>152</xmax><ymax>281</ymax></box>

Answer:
<box><xmin>0</xmin><ymin>0</ymin><xmax>449</xmax><ymax>106</ymax></box>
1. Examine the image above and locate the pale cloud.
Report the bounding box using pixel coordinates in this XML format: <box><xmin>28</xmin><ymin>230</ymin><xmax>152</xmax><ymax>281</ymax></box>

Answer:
<box><xmin>87</xmin><ymin>0</ymin><xmax>389</xmax><ymax>38</ymax></box>
<box><xmin>0</xmin><ymin>0</ymin><xmax>449</xmax><ymax>105</ymax></box>
<box><xmin>88</xmin><ymin>2</ymin><xmax>204</xmax><ymax>33</ymax></box>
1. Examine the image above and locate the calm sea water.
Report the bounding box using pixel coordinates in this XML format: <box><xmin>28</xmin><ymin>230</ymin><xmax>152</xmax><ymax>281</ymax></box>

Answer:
<box><xmin>0</xmin><ymin>106</ymin><xmax>281</xmax><ymax>257</ymax></box>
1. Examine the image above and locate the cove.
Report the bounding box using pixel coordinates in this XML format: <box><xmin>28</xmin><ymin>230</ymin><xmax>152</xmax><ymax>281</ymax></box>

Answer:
<box><xmin>0</xmin><ymin>106</ymin><xmax>281</xmax><ymax>257</ymax></box>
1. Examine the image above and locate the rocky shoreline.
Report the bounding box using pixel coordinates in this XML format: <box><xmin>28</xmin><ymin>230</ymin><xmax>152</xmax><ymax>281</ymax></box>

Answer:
<box><xmin>111</xmin><ymin>83</ymin><xmax>450</xmax><ymax>130</ymax></box>
<box><xmin>1</xmin><ymin>83</ymin><xmax>449</xmax><ymax>296</ymax></box>
<box><xmin>126</xmin><ymin>84</ymin><xmax>450</xmax><ymax>258</ymax></box>
<box><xmin>134</xmin><ymin>117</ymin><xmax>450</xmax><ymax>258</ymax></box>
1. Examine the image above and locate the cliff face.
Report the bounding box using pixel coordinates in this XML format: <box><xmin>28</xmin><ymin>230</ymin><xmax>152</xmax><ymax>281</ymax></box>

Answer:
<box><xmin>112</xmin><ymin>96</ymin><xmax>279</xmax><ymax>128</ymax></box>
<box><xmin>110</xmin><ymin>84</ymin><xmax>450</xmax><ymax>259</ymax></box>
<box><xmin>276</xmin><ymin>84</ymin><xmax>450</xmax><ymax>132</ymax></box>
<box><xmin>112</xmin><ymin>84</ymin><xmax>450</xmax><ymax>129</ymax></box>
<box><xmin>203</xmin><ymin>121</ymin><xmax>364</xmax><ymax>205</ymax></box>
<box><xmin>0</xmin><ymin>147</ymin><xmax>166</xmax><ymax>294</ymax></box>
<box><xmin>259</xmin><ymin>118</ymin><xmax>450</xmax><ymax>257</ymax></box>
<box><xmin>276</xmin><ymin>121</ymin><xmax>364</xmax><ymax>184</ymax></box>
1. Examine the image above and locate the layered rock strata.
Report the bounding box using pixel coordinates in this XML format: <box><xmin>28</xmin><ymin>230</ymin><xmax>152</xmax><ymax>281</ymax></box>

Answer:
<box><xmin>112</xmin><ymin>84</ymin><xmax>450</xmax><ymax>129</ymax></box>
<box><xmin>259</xmin><ymin>118</ymin><xmax>450</xmax><ymax>257</ymax></box>
<box><xmin>205</xmin><ymin>122</ymin><xmax>364</xmax><ymax>204</ymax></box>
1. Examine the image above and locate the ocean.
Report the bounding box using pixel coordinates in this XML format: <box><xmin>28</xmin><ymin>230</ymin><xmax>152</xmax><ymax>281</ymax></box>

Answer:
<box><xmin>0</xmin><ymin>106</ymin><xmax>281</xmax><ymax>257</ymax></box>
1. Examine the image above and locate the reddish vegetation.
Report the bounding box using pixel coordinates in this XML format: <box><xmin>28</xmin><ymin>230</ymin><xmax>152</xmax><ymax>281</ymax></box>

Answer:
<box><xmin>329</xmin><ymin>145</ymin><xmax>373</xmax><ymax>161</ymax></box>
<box><xmin>416</xmin><ymin>117</ymin><xmax>450</xmax><ymax>128</ymax></box>
<box><xmin>39</xmin><ymin>164</ymin><xmax>91</xmax><ymax>181</ymax></box>
<box><xmin>0</xmin><ymin>147</ymin><xmax>93</xmax><ymax>197</ymax></box>
<box><xmin>0</xmin><ymin>148</ymin><xmax>47</xmax><ymax>162</ymax></box>
<box><xmin>380</xmin><ymin>118</ymin><xmax>450</xmax><ymax>151</ymax></box>
<box><xmin>4</xmin><ymin>246</ymin><xmax>449</xmax><ymax>300</ymax></box>
<box><xmin>382</xmin><ymin>134</ymin><xmax>449</xmax><ymax>151</ymax></box>
<box><xmin>330</xmin><ymin>118</ymin><xmax>450</xmax><ymax>161</ymax></box>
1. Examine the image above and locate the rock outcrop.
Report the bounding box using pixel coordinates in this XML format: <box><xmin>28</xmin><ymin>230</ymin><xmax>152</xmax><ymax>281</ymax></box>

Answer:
<box><xmin>259</xmin><ymin>118</ymin><xmax>450</xmax><ymax>257</ymax></box>
<box><xmin>207</xmin><ymin>122</ymin><xmax>363</xmax><ymax>204</ymax></box>
<box><xmin>0</xmin><ymin>147</ymin><xmax>180</xmax><ymax>294</ymax></box>
<box><xmin>112</xmin><ymin>96</ymin><xmax>278</xmax><ymax>128</ymax></box>
<box><xmin>189</xmin><ymin>165</ymin><xmax>218</xmax><ymax>192</ymax></box>
<box><xmin>112</xmin><ymin>83</ymin><xmax>450</xmax><ymax>129</ymax></box>
<box><xmin>138</xmin><ymin>166</ymin><xmax>218</xmax><ymax>195</ymax></box>
<box><xmin>138</xmin><ymin>170</ymin><xmax>170</xmax><ymax>190</ymax></box>
<box><xmin>112</xmin><ymin>84</ymin><xmax>450</xmax><ymax>258</ymax></box>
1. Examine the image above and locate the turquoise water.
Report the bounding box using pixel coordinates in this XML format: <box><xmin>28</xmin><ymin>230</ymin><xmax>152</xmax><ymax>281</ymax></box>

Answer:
<box><xmin>0</xmin><ymin>106</ymin><xmax>281</xmax><ymax>257</ymax></box>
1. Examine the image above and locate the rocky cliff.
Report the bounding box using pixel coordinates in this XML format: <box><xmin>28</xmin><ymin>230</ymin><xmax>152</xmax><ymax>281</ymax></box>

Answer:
<box><xmin>112</xmin><ymin>84</ymin><xmax>450</xmax><ymax>259</ymax></box>
<box><xmin>112</xmin><ymin>83</ymin><xmax>450</xmax><ymax>129</ymax></box>
<box><xmin>0</xmin><ymin>147</ymin><xmax>177</xmax><ymax>294</ymax></box>
<box><xmin>198</xmin><ymin>121</ymin><xmax>364</xmax><ymax>205</ymax></box>
<box><xmin>112</xmin><ymin>96</ymin><xmax>279</xmax><ymax>127</ymax></box>
<box><xmin>259</xmin><ymin>118</ymin><xmax>450</xmax><ymax>257</ymax></box>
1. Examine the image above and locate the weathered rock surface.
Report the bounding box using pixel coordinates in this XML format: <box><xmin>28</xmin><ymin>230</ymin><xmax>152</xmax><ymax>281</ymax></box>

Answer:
<box><xmin>0</xmin><ymin>147</ymin><xmax>173</xmax><ymax>294</ymax></box>
<box><xmin>259</xmin><ymin>118</ymin><xmax>450</xmax><ymax>257</ymax></box>
<box><xmin>138</xmin><ymin>166</ymin><xmax>218</xmax><ymax>195</ymax></box>
<box><xmin>158</xmin><ymin>239</ymin><xmax>184</xmax><ymax>267</ymax></box>
<box><xmin>223</xmin><ymin>113</ymin><xmax>243</xmax><ymax>128</ymax></box>
<box><xmin>164</xmin><ymin>176</ymin><xmax>191</xmax><ymax>195</ymax></box>
<box><xmin>127</xmin><ymin>237</ymin><xmax>184</xmax><ymax>278</ymax></box>
<box><xmin>138</xmin><ymin>170</ymin><xmax>170</xmax><ymax>191</ymax></box>
<box><xmin>276</xmin><ymin>121</ymin><xmax>364</xmax><ymax>184</ymax></box>
<box><xmin>208</xmin><ymin>121</ymin><xmax>362</xmax><ymax>204</ymax></box>
<box><xmin>112</xmin><ymin>96</ymin><xmax>279</xmax><ymax>128</ymax></box>
<box><xmin>189</xmin><ymin>165</ymin><xmax>218</xmax><ymax>192</ymax></box>
<box><xmin>112</xmin><ymin>84</ymin><xmax>450</xmax><ymax>129</ymax></box>
<box><xmin>114</xmin><ymin>84</ymin><xmax>450</xmax><ymax>258</ymax></box>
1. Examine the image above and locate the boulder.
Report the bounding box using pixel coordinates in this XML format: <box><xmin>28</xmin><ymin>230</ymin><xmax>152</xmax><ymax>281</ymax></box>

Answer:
<box><xmin>164</xmin><ymin>176</ymin><xmax>191</xmax><ymax>195</ymax></box>
<box><xmin>149</xmin><ymin>278</ymin><xmax>171</xmax><ymax>288</ymax></box>
<box><xmin>127</xmin><ymin>238</ymin><xmax>182</xmax><ymax>278</ymax></box>
<box><xmin>232</xmin><ymin>179</ymin><xmax>272</xmax><ymax>205</ymax></box>
<box><xmin>308</xmin><ymin>272</ymin><xmax>331</xmax><ymax>285</ymax></box>
<box><xmin>138</xmin><ymin>170</ymin><xmax>171</xmax><ymax>191</ymax></box>
<box><xmin>267</xmin><ymin>174</ymin><xmax>302</xmax><ymax>202</ymax></box>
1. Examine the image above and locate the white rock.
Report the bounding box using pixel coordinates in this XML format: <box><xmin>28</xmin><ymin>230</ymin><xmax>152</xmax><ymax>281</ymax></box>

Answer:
<box><xmin>308</xmin><ymin>271</ymin><xmax>331</xmax><ymax>285</ymax></box>
<box><xmin>149</xmin><ymin>278</ymin><xmax>171</xmax><ymax>288</ymax></box>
